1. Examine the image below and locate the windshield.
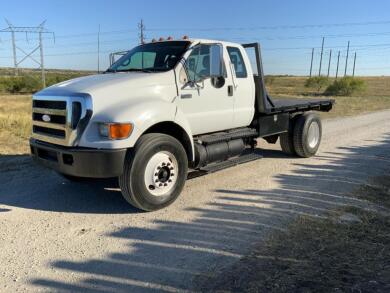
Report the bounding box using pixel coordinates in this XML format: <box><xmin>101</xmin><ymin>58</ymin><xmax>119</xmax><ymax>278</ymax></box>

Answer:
<box><xmin>108</xmin><ymin>41</ymin><xmax>190</xmax><ymax>73</ymax></box>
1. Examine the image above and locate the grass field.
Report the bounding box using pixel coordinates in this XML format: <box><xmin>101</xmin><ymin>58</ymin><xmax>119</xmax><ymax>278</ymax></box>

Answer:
<box><xmin>267</xmin><ymin>76</ymin><xmax>390</xmax><ymax>118</ymax></box>
<box><xmin>0</xmin><ymin>76</ymin><xmax>389</xmax><ymax>154</ymax></box>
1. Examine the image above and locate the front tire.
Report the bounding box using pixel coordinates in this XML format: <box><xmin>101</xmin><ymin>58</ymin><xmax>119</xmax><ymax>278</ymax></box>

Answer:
<box><xmin>293</xmin><ymin>112</ymin><xmax>322</xmax><ymax>158</ymax></box>
<box><xmin>119</xmin><ymin>133</ymin><xmax>188</xmax><ymax>211</ymax></box>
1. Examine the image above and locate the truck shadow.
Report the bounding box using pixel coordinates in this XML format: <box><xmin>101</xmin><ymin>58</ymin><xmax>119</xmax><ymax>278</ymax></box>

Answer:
<box><xmin>0</xmin><ymin>155</ymin><xmax>136</xmax><ymax>214</ymax></box>
<box><xmin>0</xmin><ymin>148</ymin><xmax>296</xmax><ymax>215</ymax></box>
<box><xmin>24</xmin><ymin>134</ymin><xmax>390</xmax><ymax>292</ymax></box>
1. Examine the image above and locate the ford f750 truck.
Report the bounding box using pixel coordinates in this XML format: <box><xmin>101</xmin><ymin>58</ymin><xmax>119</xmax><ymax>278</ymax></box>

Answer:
<box><xmin>30</xmin><ymin>38</ymin><xmax>334</xmax><ymax>211</ymax></box>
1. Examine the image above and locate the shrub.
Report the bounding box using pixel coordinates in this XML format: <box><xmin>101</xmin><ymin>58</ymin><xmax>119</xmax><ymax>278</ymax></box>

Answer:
<box><xmin>325</xmin><ymin>77</ymin><xmax>366</xmax><ymax>96</ymax></box>
<box><xmin>304</xmin><ymin>76</ymin><xmax>330</xmax><ymax>92</ymax></box>
<box><xmin>0</xmin><ymin>75</ymin><xmax>41</xmax><ymax>93</ymax></box>
<box><xmin>265</xmin><ymin>76</ymin><xmax>276</xmax><ymax>86</ymax></box>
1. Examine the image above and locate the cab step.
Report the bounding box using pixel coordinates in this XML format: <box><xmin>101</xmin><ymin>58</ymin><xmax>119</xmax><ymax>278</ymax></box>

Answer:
<box><xmin>187</xmin><ymin>150</ymin><xmax>262</xmax><ymax>179</ymax></box>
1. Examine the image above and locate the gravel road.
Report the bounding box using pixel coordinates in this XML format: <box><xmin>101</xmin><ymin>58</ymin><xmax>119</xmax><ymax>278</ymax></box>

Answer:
<box><xmin>1</xmin><ymin>110</ymin><xmax>390</xmax><ymax>292</ymax></box>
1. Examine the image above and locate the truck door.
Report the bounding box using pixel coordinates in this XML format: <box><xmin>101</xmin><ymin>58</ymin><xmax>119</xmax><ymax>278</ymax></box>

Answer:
<box><xmin>226</xmin><ymin>46</ymin><xmax>255</xmax><ymax>128</ymax></box>
<box><xmin>176</xmin><ymin>44</ymin><xmax>234</xmax><ymax>135</ymax></box>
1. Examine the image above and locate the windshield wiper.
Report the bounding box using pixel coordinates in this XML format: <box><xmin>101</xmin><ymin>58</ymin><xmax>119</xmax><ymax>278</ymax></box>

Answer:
<box><xmin>112</xmin><ymin>68</ymin><xmax>153</xmax><ymax>73</ymax></box>
<box><xmin>104</xmin><ymin>68</ymin><xmax>116</xmax><ymax>73</ymax></box>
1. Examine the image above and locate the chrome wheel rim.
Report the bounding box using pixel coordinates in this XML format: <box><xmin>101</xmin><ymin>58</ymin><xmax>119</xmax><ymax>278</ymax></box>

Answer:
<box><xmin>307</xmin><ymin>122</ymin><xmax>320</xmax><ymax>148</ymax></box>
<box><xmin>144</xmin><ymin>151</ymin><xmax>178</xmax><ymax>196</ymax></box>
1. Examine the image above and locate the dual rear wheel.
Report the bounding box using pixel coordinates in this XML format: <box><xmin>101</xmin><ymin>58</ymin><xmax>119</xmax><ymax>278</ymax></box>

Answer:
<box><xmin>280</xmin><ymin>112</ymin><xmax>322</xmax><ymax>158</ymax></box>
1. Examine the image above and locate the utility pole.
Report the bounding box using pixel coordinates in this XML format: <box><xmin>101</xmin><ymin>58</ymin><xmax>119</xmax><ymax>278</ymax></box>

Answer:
<box><xmin>5</xmin><ymin>19</ymin><xmax>18</xmax><ymax>76</ymax></box>
<box><xmin>38</xmin><ymin>29</ymin><xmax>45</xmax><ymax>87</ymax></box>
<box><xmin>309</xmin><ymin>48</ymin><xmax>314</xmax><ymax>77</ymax></box>
<box><xmin>97</xmin><ymin>24</ymin><xmax>100</xmax><ymax>73</ymax></box>
<box><xmin>352</xmin><ymin>52</ymin><xmax>357</xmax><ymax>77</ymax></box>
<box><xmin>138</xmin><ymin>19</ymin><xmax>145</xmax><ymax>44</ymax></box>
<box><xmin>0</xmin><ymin>19</ymin><xmax>54</xmax><ymax>87</ymax></box>
<box><xmin>336</xmin><ymin>51</ymin><xmax>340</xmax><ymax>79</ymax></box>
<box><xmin>344</xmin><ymin>41</ymin><xmax>350</xmax><ymax>77</ymax></box>
<box><xmin>318</xmin><ymin>37</ymin><xmax>325</xmax><ymax>76</ymax></box>
<box><xmin>327</xmin><ymin>49</ymin><xmax>332</xmax><ymax>77</ymax></box>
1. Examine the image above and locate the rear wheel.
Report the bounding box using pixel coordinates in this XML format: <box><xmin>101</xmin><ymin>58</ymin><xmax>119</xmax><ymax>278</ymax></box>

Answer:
<box><xmin>280</xmin><ymin>117</ymin><xmax>297</xmax><ymax>155</ymax></box>
<box><xmin>119</xmin><ymin>133</ymin><xmax>188</xmax><ymax>211</ymax></box>
<box><xmin>293</xmin><ymin>112</ymin><xmax>322</xmax><ymax>158</ymax></box>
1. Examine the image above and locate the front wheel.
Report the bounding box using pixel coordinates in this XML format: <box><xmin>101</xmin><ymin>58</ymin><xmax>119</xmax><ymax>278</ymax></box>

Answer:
<box><xmin>119</xmin><ymin>133</ymin><xmax>188</xmax><ymax>211</ymax></box>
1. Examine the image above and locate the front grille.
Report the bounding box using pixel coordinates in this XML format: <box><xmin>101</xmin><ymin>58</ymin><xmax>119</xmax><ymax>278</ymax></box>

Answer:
<box><xmin>31</xmin><ymin>96</ymin><xmax>89</xmax><ymax>146</ymax></box>
<box><xmin>33</xmin><ymin>113</ymin><xmax>66</xmax><ymax>124</ymax></box>
<box><xmin>33</xmin><ymin>100</ymin><xmax>66</xmax><ymax>110</ymax></box>
<box><xmin>33</xmin><ymin>125</ymin><xmax>66</xmax><ymax>138</ymax></box>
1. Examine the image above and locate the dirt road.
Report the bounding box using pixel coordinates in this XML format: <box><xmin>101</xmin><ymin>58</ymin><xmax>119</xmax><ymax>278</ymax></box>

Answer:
<box><xmin>1</xmin><ymin>110</ymin><xmax>390</xmax><ymax>292</ymax></box>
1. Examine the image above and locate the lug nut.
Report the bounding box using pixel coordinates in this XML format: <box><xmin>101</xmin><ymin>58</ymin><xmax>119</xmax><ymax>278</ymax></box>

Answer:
<box><xmin>170</xmin><ymin>167</ymin><xmax>174</xmax><ymax>170</ymax></box>
<box><xmin>162</xmin><ymin>163</ymin><xmax>166</xmax><ymax>166</ymax></box>
<box><xmin>157</xmin><ymin>166</ymin><xmax>161</xmax><ymax>170</ymax></box>
<box><xmin>159</xmin><ymin>183</ymin><xmax>163</xmax><ymax>187</ymax></box>
<box><xmin>155</xmin><ymin>179</ymin><xmax>159</xmax><ymax>183</ymax></box>
<box><xmin>168</xmin><ymin>179</ymin><xmax>172</xmax><ymax>183</ymax></box>
<box><xmin>167</xmin><ymin>163</ymin><xmax>171</xmax><ymax>166</ymax></box>
<box><xmin>164</xmin><ymin>183</ymin><xmax>168</xmax><ymax>186</ymax></box>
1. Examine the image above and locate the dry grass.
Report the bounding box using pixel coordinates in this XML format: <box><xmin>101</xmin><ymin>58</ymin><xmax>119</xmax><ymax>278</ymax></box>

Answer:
<box><xmin>267</xmin><ymin>76</ymin><xmax>390</xmax><ymax>118</ymax></box>
<box><xmin>0</xmin><ymin>94</ymin><xmax>31</xmax><ymax>154</ymax></box>
<box><xmin>201</xmin><ymin>175</ymin><xmax>390</xmax><ymax>293</ymax></box>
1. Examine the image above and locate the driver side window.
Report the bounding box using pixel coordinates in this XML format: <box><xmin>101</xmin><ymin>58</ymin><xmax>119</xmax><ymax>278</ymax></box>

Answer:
<box><xmin>185</xmin><ymin>44</ymin><xmax>226</xmax><ymax>82</ymax></box>
<box><xmin>187</xmin><ymin>45</ymin><xmax>210</xmax><ymax>82</ymax></box>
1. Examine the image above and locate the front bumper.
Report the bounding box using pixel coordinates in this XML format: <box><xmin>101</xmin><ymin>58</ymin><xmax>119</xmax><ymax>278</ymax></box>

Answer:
<box><xmin>30</xmin><ymin>138</ymin><xmax>127</xmax><ymax>178</ymax></box>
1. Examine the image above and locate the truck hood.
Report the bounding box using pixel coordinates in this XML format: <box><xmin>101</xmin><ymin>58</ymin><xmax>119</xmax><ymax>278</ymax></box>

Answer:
<box><xmin>36</xmin><ymin>71</ymin><xmax>176</xmax><ymax>98</ymax></box>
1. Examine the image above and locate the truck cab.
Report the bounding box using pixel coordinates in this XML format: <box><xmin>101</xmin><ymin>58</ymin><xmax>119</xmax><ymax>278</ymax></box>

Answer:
<box><xmin>30</xmin><ymin>38</ymin><xmax>334</xmax><ymax>211</ymax></box>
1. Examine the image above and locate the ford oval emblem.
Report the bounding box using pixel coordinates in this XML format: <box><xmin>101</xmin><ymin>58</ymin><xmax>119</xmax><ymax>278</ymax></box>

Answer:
<box><xmin>42</xmin><ymin>114</ymin><xmax>51</xmax><ymax>122</ymax></box>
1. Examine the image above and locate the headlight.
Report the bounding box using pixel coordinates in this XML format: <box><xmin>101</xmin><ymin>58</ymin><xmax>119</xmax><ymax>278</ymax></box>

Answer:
<box><xmin>99</xmin><ymin>123</ymin><xmax>133</xmax><ymax>140</ymax></box>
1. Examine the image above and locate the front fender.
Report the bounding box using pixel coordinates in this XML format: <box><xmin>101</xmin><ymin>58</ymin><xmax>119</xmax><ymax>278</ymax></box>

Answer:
<box><xmin>78</xmin><ymin>99</ymin><xmax>194</xmax><ymax>158</ymax></box>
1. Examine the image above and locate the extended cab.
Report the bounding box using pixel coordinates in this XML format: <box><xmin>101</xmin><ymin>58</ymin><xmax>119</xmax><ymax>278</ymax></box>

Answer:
<box><xmin>30</xmin><ymin>39</ymin><xmax>334</xmax><ymax>211</ymax></box>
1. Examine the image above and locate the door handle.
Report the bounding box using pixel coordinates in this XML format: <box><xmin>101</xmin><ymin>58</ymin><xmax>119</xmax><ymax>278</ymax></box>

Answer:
<box><xmin>228</xmin><ymin>85</ymin><xmax>234</xmax><ymax>96</ymax></box>
<box><xmin>181</xmin><ymin>94</ymin><xmax>192</xmax><ymax>99</ymax></box>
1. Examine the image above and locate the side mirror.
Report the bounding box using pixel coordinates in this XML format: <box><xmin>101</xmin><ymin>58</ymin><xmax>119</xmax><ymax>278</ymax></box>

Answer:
<box><xmin>210</xmin><ymin>44</ymin><xmax>224</xmax><ymax>78</ymax></box>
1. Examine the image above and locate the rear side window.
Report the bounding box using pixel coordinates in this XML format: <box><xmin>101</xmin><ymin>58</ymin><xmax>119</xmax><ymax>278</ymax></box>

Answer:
<box><xmin>227</xmin><ymin>47</ymin><xmax>247</xmax><ymax>78</ymax></box>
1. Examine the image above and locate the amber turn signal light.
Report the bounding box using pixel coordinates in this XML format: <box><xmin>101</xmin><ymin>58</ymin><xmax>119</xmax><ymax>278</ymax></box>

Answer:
<box><xmin>99</xmin><ymin>123</ymin><xmax>133</xmax><ymax>140</ymax></box>
<box><xmin>109</xmin><ymin>123</ymin><xmax>133</xmax><ymax>139</ymax></box>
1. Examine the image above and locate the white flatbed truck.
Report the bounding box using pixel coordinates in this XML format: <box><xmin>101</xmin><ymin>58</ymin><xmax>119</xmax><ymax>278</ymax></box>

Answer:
<box><xmin>30</xmin><ymin>38</ymin><xmax>334</xmax><ymax>211</ymax></box>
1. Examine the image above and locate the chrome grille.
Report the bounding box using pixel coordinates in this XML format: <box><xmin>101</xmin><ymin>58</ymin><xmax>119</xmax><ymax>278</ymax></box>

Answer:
<box><xmin>31</xmin><ymin>95</ymin><xmax>91</xmax><ymax>146</ymax></box>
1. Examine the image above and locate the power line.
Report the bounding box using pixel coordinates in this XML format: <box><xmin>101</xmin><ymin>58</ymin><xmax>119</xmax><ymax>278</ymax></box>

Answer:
<box><xmin>0</xmin><ymin>19</ymin><xmax>53</xmax><ymax>86</ymax></box>
<box><xmin>146</xmin><ymin>19</ymin><xmax>390</xmax><ymax>31</ymax></box>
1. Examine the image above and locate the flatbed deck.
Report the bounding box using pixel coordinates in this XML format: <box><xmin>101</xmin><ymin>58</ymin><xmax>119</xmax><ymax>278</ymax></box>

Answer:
<box><xmin>267</xmin><ymin>97</ymin><xmax>334</xmax><ymax>114</ymax></box>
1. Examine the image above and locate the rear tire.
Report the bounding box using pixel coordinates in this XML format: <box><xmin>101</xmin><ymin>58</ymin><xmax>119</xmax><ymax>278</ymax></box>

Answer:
<box><xmin>119</xmin><ymin>133</ymin><xmax>188</xmax><ymax>211</ymax></box>
<box><xmin>293</xmin><ymin>112</ymin><xmax>322</xmax><ymax>158</ymax></box>
<box><xmin>280</xmin><ymin>117</ymin><xmax>297</xmax><ymax>155</ymax></box>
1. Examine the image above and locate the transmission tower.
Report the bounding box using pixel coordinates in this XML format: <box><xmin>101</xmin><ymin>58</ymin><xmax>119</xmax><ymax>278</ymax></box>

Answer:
<box><xmin>138</xmin><ymin>19</ymin><xmax>146</xmax><ymax>44</ymax></box>
<box><xmin>0</xmin><ymin>19</ymin><xmax>54</xmax><ymax>87</ymax></box>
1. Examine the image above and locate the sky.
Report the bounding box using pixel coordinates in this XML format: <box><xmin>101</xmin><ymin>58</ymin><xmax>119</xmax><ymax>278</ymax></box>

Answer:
<box><xmin>0</xmin><ymin>0</ymin><xmax>389</xmax><ymax>76</ymax></box>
